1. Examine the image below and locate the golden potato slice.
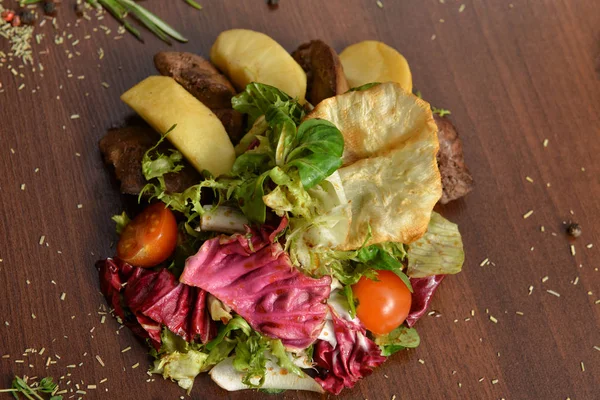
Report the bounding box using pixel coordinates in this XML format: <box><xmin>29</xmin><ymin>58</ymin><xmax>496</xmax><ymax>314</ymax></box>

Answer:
<box><xmin>210</xmin><ymin>29</ymin><xmax>307</xmax><ymax>102</ymax></box>
<box><xmin>340</xmin><ymin>40</ymin><xmax>412</xmax><ymax>92</ymax></box>
<box><xmin>121</xmin><ymin>76</ymin><xmax>235</xmax><ymax>177</ymax></box>
<box><xmin>306</xmin><ymin>82</ymin><xmax>440</xmax><ymax>249</ymax></box>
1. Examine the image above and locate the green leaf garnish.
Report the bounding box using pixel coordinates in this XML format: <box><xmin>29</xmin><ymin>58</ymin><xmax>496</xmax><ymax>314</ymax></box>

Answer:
<box><xmin>183</xmin><ymin>0</ymin><xmax>203</xmax><ymax>10</ymax></box>
<box><xmin>406</xmin><ymin>212</ymin><xmax>464</xmax><ymax>278</ymax></box>
<box><xmin>343</xmin><ymin>284</ymin><xmax>357</xmax><ymax>319</ymax></box>
<box><xmin>111</xmin><ymin>211</ymin><xmax>130</xmax><ymax>235</ymax></box>
<box><xmin>432</xmin><ymin>106</ymin><xmax>451</xmax><ymax>117</ymax></box>
<box><xmin>375</xmin><ymin>325</ymin><xmax>420</xmax><ymax>356</ymax></box>
<box><xmin>285</xmin><ymin>119</ymin><xmax>344</xmax><ymax>189</ymax></box>
<box><xmin>93</xmin><ymin>0</ymin><xmax>188</xmax><ymax>44</ymax></box>
<box><xmin>0</xmin><ymin>376</ymin><xmax>62</xmax><ymax>400</ymax></box>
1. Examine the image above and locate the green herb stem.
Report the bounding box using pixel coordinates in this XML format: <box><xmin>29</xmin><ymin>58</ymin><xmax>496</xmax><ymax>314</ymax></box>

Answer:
<box><xmin>184</xmin><ymin>0</ymin><xmax>203</xmax><ymax>10</ymax></box>
<box><xmin>117</xmin><ymin>0</ymin><xmax>188</xmax><ymax>43</ymax></box>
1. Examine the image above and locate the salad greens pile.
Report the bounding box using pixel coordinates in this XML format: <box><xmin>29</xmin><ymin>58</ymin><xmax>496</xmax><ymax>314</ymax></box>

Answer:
<box><xmin>104</xmin><ymin>82</ymin><xmax>466</xmax><ymax>395</ymax></box>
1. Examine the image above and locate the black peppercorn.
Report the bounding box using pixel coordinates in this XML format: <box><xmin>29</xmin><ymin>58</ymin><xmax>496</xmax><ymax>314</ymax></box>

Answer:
<box><xmin>18</xmin><ymin>10</ymin><xmax>36</xmax><ymax>25</ymax></box>
<box><xmin>43</xmin><ymin>1</ymin><xmax>57</xmax><ymax>16</ymax></box>
<box><xmin>266</xmin><ymin>0</ymin><xmax>279</xmax><ymax>9</ymax></box>
<box><xmin>74</xmin><ymin>3</ymin><xmax>85</xmax><ymax>18</ymax></box>
<box><xmin>566</xmin><ymin>223</ymin><xmax>582</xmax><ymax>238</ymax></box>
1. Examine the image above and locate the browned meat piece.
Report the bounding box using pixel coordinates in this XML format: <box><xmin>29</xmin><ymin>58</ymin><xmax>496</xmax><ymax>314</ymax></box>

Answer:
<box><xmin>154</xmin><ymin>52</ymin><xmax>236</xmax><ymax>109</ymax></box>
<box><xmin>435</xmin><ymin>115</ymin><xmax>474</xmax><ymax>204</ymax></box>
<box><xmin>292</xmin><ymin>40</ymin><xmax>349</xmax><ymax>105</ymax></box>
<box><xmin>154</xmin><ymin>51</ymin><xmax>244</xmax><ymax>143</ymax></box>
<box><xmin>212</xmin><ymin>108</ymin><xmax>244</xmax><ymax>144</ymax></box>
<box><xmin>99</xmin><ymin>124</ymin><xmax>200</xmax><ymax>196</ymax></box>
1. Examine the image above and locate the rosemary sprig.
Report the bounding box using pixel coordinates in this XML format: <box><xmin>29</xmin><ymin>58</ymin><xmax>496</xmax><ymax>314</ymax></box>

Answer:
<box><xmin>92</xmin><ymin>0</ymin><xmax>192</xmax><ymax>44</ymax></box>
<box><xmin>20</xmin><ymin>0</ymin><xmax>44</xmax><ymax>5</ymax></box>
<box><xmin>97</xmin><ymin>0</ymin><xmax>143</xmax><ymax>41</ymax></box>
<box><xmin>0</xmin><ymin>376</ymin><xmax>62</xmax><ymax>400</ymax></box>
<box><xmin>184</xmin><ymin>0</ymin><xmax>203</xmax><ymax>10</ymax></box>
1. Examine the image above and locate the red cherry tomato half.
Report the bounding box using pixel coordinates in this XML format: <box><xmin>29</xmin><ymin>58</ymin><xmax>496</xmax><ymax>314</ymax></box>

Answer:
<box><xmin>116</xmin><ymin>203</ymin><xmax>178</xmax><ymax>268</ymax></box>
<box><xmin>352</xmin><ymin>270</ymin><xmax>412</xmax><ymax>335</ymax></box>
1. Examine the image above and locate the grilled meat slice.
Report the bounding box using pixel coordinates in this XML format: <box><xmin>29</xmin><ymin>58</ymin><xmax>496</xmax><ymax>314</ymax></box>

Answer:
<box><xmin>292</xmin><ymin>40</ymin><xmax>349</xmax><ymax>105</ymax></box>
<box><xmin>99</xmin><ymin>124</ymin><xmax>200</xmax><ymax>196</ymax></box>
<box><xmin>435</xmin><ymin>115</ymin><xmax>473</xmax><ymax>204</ymax></box>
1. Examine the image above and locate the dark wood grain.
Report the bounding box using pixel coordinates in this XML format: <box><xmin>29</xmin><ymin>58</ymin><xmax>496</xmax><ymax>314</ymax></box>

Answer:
<box><xmin>1</xmin><ymin>1</ymin><xmax>599</xmax><ymax>399</ymax></box>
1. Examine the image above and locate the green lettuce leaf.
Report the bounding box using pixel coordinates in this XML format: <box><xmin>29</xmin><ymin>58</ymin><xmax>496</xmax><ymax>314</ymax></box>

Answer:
<box><xmin>407</xmin><ymin>212</ymin><xmax>465</xmax><ymax>278</ymax></box>
<box><xmin>234</xmin><ymin>171</ymin><xmax>270</xmax><ymax>224</ymax></box>
<box><xmin>269</xmin><ymin>339</ymin><xmax>304</xmax><ymax>378</ymax></box>
<box><xmin>150</xmin><ymin>350</ymin><xmax>208</xmax><ymax>393</ymax></box>
<box><xmin>285</xmin><ymin>119</ymin><xmax>344</xmax><ymax>189</ymax></box>
<box><xmin>265</xmin><ymin>106</ymin><xmax>297</xmax><ymax>167</ymax></box>
<box><xmin>263</xmin><ymin>168</ymin><xmax>315</xmax><ymax>218</ymax></box>
<box><xmin>374</xmin><ymin>325</ymin><xmax>420</xmax><ymax>356</ymax></box>
<box><xmin>343</xmin><ymin>284</ymin><xmax>357</xmax><ymax>319</ymax></box>
<box><xmin>355</xmin><ymin>243</ymin><xmax>412</xmax><ymax>292</ymax></box>
<box><xmin>232</xmin><ymin>83</ymin><xmax>305</xmax><ymax>126</ymax></box>
<box><xmin>232</xmin><ymin>152</ymin><xmax>272</xmax><ymax>177</ymax></box>
<box><xmin>205</xmin><ymin>316</ymin><xmax>304</xmax><ymax>388</ymax></box>
<box><xmin>310</xmin><ymin>241</ymin><xmax>410</xmax><ymax>287</ymax></box>
<box><xmin>205</xmin><ymin>316</ymin><xmax>252</xmax><ymax>352</ymax></box>
<box><xmin>160</xmin><ymin>326</ymin><xmax>191</xmax><ymax>354</ymax></box>
<box><xmin>285</xmin><ymin>172</ymin><xmax>352</xmax><ymax>279</ymax></box>
<box><xmin>205</xmin><ymin>338</ymin><xmax>237</xmax><ymax>368</ymax></box>
<box><xmin>149</xmin><ymin>327</ymin><xmax>209</xmax><ymax>393</ymax></box>
<box><xmin>111</xmin><ymin>211</ymin><xmax>130</xmax><ymax>235</ymax></box>
<box><xmin>233</xmin><ymin>334</ymin><xmax>270</xmax><ymax>388</ymax></box>
<box><xmin>140</xmin><ymin>124</ymin><xmax>182</xmax><ymax>182</ymax></box>
<box><xmin>235</xmin><ymin>116</ymin><xmax>269</xmax><ymax>156</ymax></box>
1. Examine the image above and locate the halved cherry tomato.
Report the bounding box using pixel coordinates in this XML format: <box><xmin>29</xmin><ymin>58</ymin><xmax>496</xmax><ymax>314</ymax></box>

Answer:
<box><xmin>352</xmin><ymin>270</ymin><xmax>412</xmax><ymax>335</ymax></box>
<box><xmin>117</xmin><ymin>203</ymin><xmax>178</xmax><ymax>268</ymax></box>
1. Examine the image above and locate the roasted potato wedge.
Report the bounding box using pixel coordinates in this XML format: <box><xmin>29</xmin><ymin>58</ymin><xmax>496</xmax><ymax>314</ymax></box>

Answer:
<box><xmin>340</xmin><ymin>40</ymin><xmax>412</xmax><ymax>92</ymax></box>
<box><xmin>210</xmin><ymin>29</ymin><xmax>307</xmax><ymax>102</ymax></box>
<box><xmin>121</xmin><ymin>76</ymin><xmax>235</xmax><ymax>177</ymax></box>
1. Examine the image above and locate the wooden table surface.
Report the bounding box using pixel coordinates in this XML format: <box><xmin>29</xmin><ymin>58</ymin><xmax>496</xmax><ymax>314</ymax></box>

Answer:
<box><xmin>1</xmin><ymin>1</ymin><xmax>599</xmax><ymax>399</ymax></box>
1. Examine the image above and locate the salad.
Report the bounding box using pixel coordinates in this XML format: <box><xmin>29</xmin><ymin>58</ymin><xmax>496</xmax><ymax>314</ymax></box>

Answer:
<box><xmin>97</xmin><ymin>29</ymin><xmax>472</xmax><ymax>395</ymax></box>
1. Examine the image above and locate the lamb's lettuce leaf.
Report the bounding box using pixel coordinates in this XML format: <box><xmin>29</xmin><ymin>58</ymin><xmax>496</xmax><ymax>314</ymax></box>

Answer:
<box><xmin>406</xmin><ymin>212</ymin><xmax>464</xmax><ymax>278</ymax></box>
<box><xmin>286</xmin><ymin>119</ymin><xmax>344</xmax><ymax>189</ymax></box>
<box><xmin>265</xmin><ymin>106</ymin><xmax>296</xmax><ymax>167</ymax></box>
